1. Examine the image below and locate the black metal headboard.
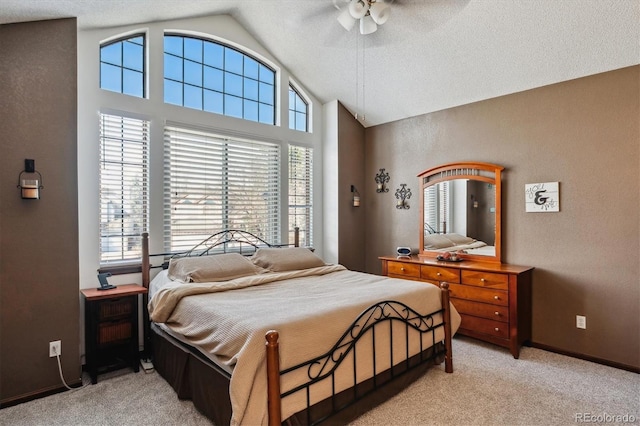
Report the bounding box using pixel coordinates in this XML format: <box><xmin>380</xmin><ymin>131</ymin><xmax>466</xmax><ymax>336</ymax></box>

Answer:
<box><xmin>141</xmin><ymin>228</ymin><xmax>300</xmax><ymax>278</ymax></box>
<box><xmin>173</xmin><ymin>229</ymin><xmax>289</xmax><ymax>259</ymax></box>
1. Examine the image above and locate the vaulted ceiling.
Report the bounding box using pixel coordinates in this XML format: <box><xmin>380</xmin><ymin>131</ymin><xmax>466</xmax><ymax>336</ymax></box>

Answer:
<box><xmin>2</xmin><ymin>0</ymin><xmax>638</xmax><ymax>127</ymax></box>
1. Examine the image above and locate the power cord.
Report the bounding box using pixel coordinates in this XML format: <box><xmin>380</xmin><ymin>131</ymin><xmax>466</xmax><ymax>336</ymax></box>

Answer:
<box><xmin>52</xmin><ymin>346</ymin><xmax>75</xmax><ymax>391</ymax></box>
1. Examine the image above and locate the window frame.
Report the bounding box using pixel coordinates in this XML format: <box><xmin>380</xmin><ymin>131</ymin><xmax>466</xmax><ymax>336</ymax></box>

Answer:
<box><xmin>288</xmin><ymin>144</ymin><xmax>313</xmax><ymax>246</ymax></box>
<box><xmin>99</xmin><ymin>34</ymin><xmax>146</xmax><ymax>98</ymax></box>
<box><xmin>98</xmin><ymin>113</ymin><xmax>150</xmax><ymax>265</ymax></box>
<box><xmin>163</xmin><ymin>33</ymin><xmax>277</xmax><ymax>125</ymax></box>
<box><xmin>288</xmin><ymin>84</ymin><xmax>309</xmax><ymax>132</ymax></box>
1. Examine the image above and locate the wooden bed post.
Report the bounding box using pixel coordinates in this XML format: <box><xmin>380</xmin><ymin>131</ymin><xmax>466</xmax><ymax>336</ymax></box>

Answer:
<box><xmin>440</xmin><ymin>282</ymin><xmax>454</xmax><ymax>373</ymax></box>
<box><xmin>141</xmin><ymin>232</ymin><xmax>151</xmax><ymax>358</ymax></box>
<box><xmin>265</xmin><ymin>330</ymin><xmax>282</xmax><ymax>426</ymax></box>
<box><xmin>142</xmin><ymin>232</ymin><xmax>150</xmax><ymax>288</ymax></box>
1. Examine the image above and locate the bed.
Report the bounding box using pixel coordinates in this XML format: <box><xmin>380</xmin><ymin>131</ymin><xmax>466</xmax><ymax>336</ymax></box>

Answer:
<box><xmin>142</xmin><ymin>230</ymin><xmax>461</xmax><ymax>425</ymax></box>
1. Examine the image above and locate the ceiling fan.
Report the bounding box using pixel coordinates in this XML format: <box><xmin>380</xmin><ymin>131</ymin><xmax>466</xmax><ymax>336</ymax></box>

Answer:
<box><xmin>334</xmin><ymin>0</ymin><xmax>396</xmax><ymax>35</ymax></box>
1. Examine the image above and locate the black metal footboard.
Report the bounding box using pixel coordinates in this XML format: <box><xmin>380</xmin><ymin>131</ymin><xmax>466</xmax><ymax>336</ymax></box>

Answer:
<box><xmin>266</xmin><ymin>283</ymin><xmax>453</xmax><ymax>426</ymax></box>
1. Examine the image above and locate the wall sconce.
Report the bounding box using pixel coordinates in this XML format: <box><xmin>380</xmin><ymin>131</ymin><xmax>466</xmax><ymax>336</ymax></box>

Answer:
<box><xmin>17</xmin><ymin>159</ymin><xmax>43</xmax><ymax>199</ymax></box>
<box><xmin>395</xmin><ymin>184</ymin><xmax>411</xmax><ymax>209</ymax></box>
<box><xmin>374</xmin><ymin>168</ymin><xmax>390</xmax><ymax>193</ymax></box>
<box><xmin>351</xmin><ymin>185</ymin><xmax>361</xmax><ymax>207</ymax></box>
<box><xmin>470</xmin><ymin>194</ymin><xmax>479</xmax><ymax>208</ymax></box>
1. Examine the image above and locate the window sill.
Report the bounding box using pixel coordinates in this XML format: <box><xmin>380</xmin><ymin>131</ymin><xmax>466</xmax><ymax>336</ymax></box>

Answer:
<box><xmin>98</xmin><ymin>263</ymin><xmax>142</xmax><ymax>275</ymax></box>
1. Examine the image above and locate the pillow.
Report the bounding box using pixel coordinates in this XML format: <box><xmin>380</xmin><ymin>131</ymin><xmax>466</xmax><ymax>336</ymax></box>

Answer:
<box><xmin>445</xmin><ymin>233</ymin><xmax>476</xmax><ymax>245</ymax></box>
<box><xmin>423</xmin><ymin>234</ymin><xmax>456</xmax><ymax>249</ymax></box>
<box><xmin>251</xmin><ymin>247</ymin><xmax>325</xmax><ymax>272</ymax></box>
<box><xmin>167</xmin><ymin>253</ymin><xmax>262</xmax><ymax>283</ymax></box>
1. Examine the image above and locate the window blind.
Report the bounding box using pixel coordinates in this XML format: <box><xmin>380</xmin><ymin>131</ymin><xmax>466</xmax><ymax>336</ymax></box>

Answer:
<box><xmin>424</xmin><ymin>180</ymin><xmax>449</xmax><ymax>234</ymax></box>
<box><xmin>99</xmin><ymin>113</ymin><xmax>149</xmax><ymax>263</ymax></box>
<box><xmin>288</xmin><ymin>145</ymin><xmax>313</xmax><ymax>246</ymax></box>
<box><xmin>164</xmin><ymin>125</ymin><xmax>280</xmax><ymax>252</ymax></box>
<box><xmin>439</xmin><ymin>181</ymin><xmax>449</xmax><ymax>233</ymax></box>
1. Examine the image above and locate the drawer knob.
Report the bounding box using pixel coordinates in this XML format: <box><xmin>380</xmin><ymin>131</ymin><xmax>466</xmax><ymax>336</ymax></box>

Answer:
<box><xmin>481</xmin><ymin>278</ymin><xmax>486</xmax><ymax>282</ymax></box>
<box><xmin>437</xmin><ymin>272</ymin><xmax>442</xmax><ymax>276</ymax></box>
<box><xmin>494</xmin><ymin>295</ymin><xmax>500</xmax><ymax>300</ymax></box>
<box><xmin>400</xmin><ymin>267</ymin><xmax>405</xmax><ymax>271</ymax></box>
<box><xmin>494</xmin><ymin>311</ymin><xmax>500</xmax><ymax>316</ymax></box>
<box><xmin>494</xmin><ymin>327</ymin><xmax>500</xmax><ymax>332</ymax></box>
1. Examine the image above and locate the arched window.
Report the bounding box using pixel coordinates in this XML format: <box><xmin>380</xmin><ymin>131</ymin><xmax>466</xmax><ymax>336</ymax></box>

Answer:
<box><xmin>289</xmin><ymin>85</ymin><xmax>308</xmax><ymax>132</ymax></box>
<box><xmin>100</xmin><ymin>35</ymin><xmax>145</xmax><ymax>98</ymax></box>
<box><xmin>91</xmin><ymin>26</ymin><xmax>317</xmax><ymax>269</ymax></box>
<box><xmin>164</xmin><ymin>35</ymin><xmax>276</xmax><ymax>124</ymax></box>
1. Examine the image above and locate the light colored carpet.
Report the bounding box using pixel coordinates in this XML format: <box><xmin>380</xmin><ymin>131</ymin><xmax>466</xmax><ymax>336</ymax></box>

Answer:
<box><xmin>1</xmin><ymin>336</ymin><xmax>637</xmax><ymax>425</ymax></box>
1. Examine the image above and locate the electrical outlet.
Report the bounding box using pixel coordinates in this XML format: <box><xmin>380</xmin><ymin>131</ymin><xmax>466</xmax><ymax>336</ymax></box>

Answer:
<box><xmin>49</xmin><ymin>340</ymin><xmax>61</xmax><ymax>357</ymax></box>
<box><xmin>576</xmin><ymin>315</ymin><xmax>586</xmax><ymax>329</ymax></box>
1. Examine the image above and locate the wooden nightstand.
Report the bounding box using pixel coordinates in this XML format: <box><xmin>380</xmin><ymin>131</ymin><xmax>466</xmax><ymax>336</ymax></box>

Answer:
<box><xmin>81</xmin><ymin>284</ymin><xmax>148</xmax><ymax>384</ymax></box>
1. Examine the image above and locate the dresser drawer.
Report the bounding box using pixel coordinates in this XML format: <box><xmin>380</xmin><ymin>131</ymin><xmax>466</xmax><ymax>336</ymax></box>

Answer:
<box><xmin>420</xmin><ymin>265</ymin><xmax>460</xmax><ymax>283</ymax></box>
<box><xmin>387</xmin><ymin>261</ymin><xmax>420</xmax><ymax>278</ymax></box>
<box><xmin>459</xmin><ymin>314</ymin><xmax>509</xmax><ymax>338</ymax></box>
<box><xmin>461</xmin><ymin>270</ymin><xmax>508</xmax><ymax>290</ymax></box>
<box><xmin>450</xmin><ymin>298</ymin><xmax>508</xmax><ymax>322</ymax></box>
<box><xmin>448</xmin><ymin>283</ymin><xmax>508</xmax><ymax>306</ymax></box>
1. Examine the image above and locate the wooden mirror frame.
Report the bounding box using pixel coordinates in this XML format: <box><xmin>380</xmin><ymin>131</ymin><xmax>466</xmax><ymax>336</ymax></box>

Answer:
<box><xmin>418</xmin><ymin>161</ymin><xmax>504</xmax><ymax>264</ymax></box>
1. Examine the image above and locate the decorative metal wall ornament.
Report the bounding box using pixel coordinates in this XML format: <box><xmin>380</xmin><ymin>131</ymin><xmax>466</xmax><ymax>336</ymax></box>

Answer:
<box><xmin>374</xmin><ymin>168</ymin><xmax>390</xmax><ymax>193</ymax></box>
<box><xmin>395</xmin><ymin>184</ymin><xmax>411</xmax><ymax>209</ymax></box>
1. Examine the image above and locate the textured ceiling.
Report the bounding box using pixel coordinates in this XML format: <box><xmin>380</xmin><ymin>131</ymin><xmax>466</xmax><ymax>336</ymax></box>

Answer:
<box><xmin>2</xmin><ymin>0</ymin><xmax>639</xmax><ymax>127</ymax></box>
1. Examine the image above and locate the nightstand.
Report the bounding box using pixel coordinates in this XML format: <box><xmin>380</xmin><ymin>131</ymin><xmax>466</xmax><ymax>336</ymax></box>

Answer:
<box><xmin>81</xmin><ymin>284</ymin><xmax>148</xmax><ymax>384</ymax></box>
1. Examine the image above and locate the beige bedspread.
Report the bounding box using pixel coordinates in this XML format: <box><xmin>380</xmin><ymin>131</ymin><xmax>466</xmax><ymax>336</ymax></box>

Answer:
<box><xmin>149</xmin><ymin>265</ymin><xmax>461</xmax><ymax>426</ymax></box>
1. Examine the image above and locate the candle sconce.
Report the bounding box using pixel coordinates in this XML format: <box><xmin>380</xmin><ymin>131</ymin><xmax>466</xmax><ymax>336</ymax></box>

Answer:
<box><xmin>351</xmin><ymin>185</ymin><xmax>361</xmax><ymax>207</ymax></box>
<box><xmin>395</xmin><ymin>184</ymin><xmax>411</xmax><ymax>209</ymax></box>
<box><xmin>374</xmin><ymin>168</ymin><xmax>390</xmax><ymax>193</ymax></box>
<box><xmin>17</xmin><ymin>159</ymin><xmax>43</xmax><ymax>200</ymax></box>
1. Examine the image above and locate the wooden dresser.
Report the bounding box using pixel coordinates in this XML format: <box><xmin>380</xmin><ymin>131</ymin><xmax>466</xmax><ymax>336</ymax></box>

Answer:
<box><xmin>380</xmin><ymin>255</ymin><xmax>533</xmax><ymax>358</ymax></box>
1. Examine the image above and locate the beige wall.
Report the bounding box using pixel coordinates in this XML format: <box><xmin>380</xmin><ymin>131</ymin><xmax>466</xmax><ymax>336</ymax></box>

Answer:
<box><xmin>0</xmin><ymin>18</ymin><xmax>80</xmax><ymax>404</ymax></box>
<box><xmin>361</xmin><ymin>66</ymin><xmax>639</xmax><ymax>369</ymax></box>
<box><xmin>337</xmin><ymin>104</ymin><xmax>366</xmax><ymax>272</ymax></box>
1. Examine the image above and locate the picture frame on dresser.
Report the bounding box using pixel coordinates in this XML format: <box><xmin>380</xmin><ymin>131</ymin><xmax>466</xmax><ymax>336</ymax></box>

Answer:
<box><xmin>380</xmin><ymin>162</ymin><xmax>534</xmax><ymax>358</ymax></box>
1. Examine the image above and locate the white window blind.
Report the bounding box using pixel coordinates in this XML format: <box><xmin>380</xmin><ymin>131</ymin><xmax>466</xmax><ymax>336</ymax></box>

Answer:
<box><xmin>288</xmin><ymin>145</ymin><xmax>313</xmax><ymax>246</ymax></box>
<box><xmin>164</xmin><ymin>125</ymin><xmax>280</xmax><ymax>252</ymax></box>
<box><xmin>439</xmin><ymin>181</ymin><xmax>449</xmax><ymax>233</ymax></box>
<box><xmin>424</xmin><ymin>181</ymin><xmax>449</xmax><ymax>234</ymax></box>
<box><xmin>99</xmin><ymin>113</ymin><xmax>149</xmax><ymax>263</ymax></box>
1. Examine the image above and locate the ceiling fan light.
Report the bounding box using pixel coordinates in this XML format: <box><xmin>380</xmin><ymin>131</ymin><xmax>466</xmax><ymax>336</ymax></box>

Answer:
<box><xmin>370</xmin><ymin>2</ymin><xmax>390</xmax><ymax>25</ymax></box>
<box><xmin>359</xmin><ymin>15</ymin><xmax>377</xmax><ymax>35</ymax></box>
<box><xmin>349</xmin><ymin>0</ymin><xmax>369</xmax><ymax>20</ymax></box>
<box><xmin>337</xmin><ymin>8</ymin><xmax>357</xmax><ymax>31</ymax></box>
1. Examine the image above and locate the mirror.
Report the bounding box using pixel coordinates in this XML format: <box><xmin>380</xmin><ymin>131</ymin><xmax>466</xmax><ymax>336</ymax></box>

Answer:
<box><xmin>418</xmin><ymin>162</ymin><xmax>503</xmax><ymax>263</ymax></box>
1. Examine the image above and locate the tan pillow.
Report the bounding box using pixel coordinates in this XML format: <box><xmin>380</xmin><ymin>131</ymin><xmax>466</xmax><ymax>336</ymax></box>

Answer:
<box><xmin>251</xmin><ymin>247</ymin><xmax>325</xmax><ymax>272</ymax></box>
<box><xmin>167</xmin><ymin>253</ymin><xmax>262</xmax><ymax>282</ymax></box>
<box><xmin>445</xmin><ymin>233</ymin><xmax>476</xmax><ymax>245</ymax></box>
<box><xmin>423</xmin><ymin>234</ymin><xmax>455</xmax><ymax>249</ymax></box>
